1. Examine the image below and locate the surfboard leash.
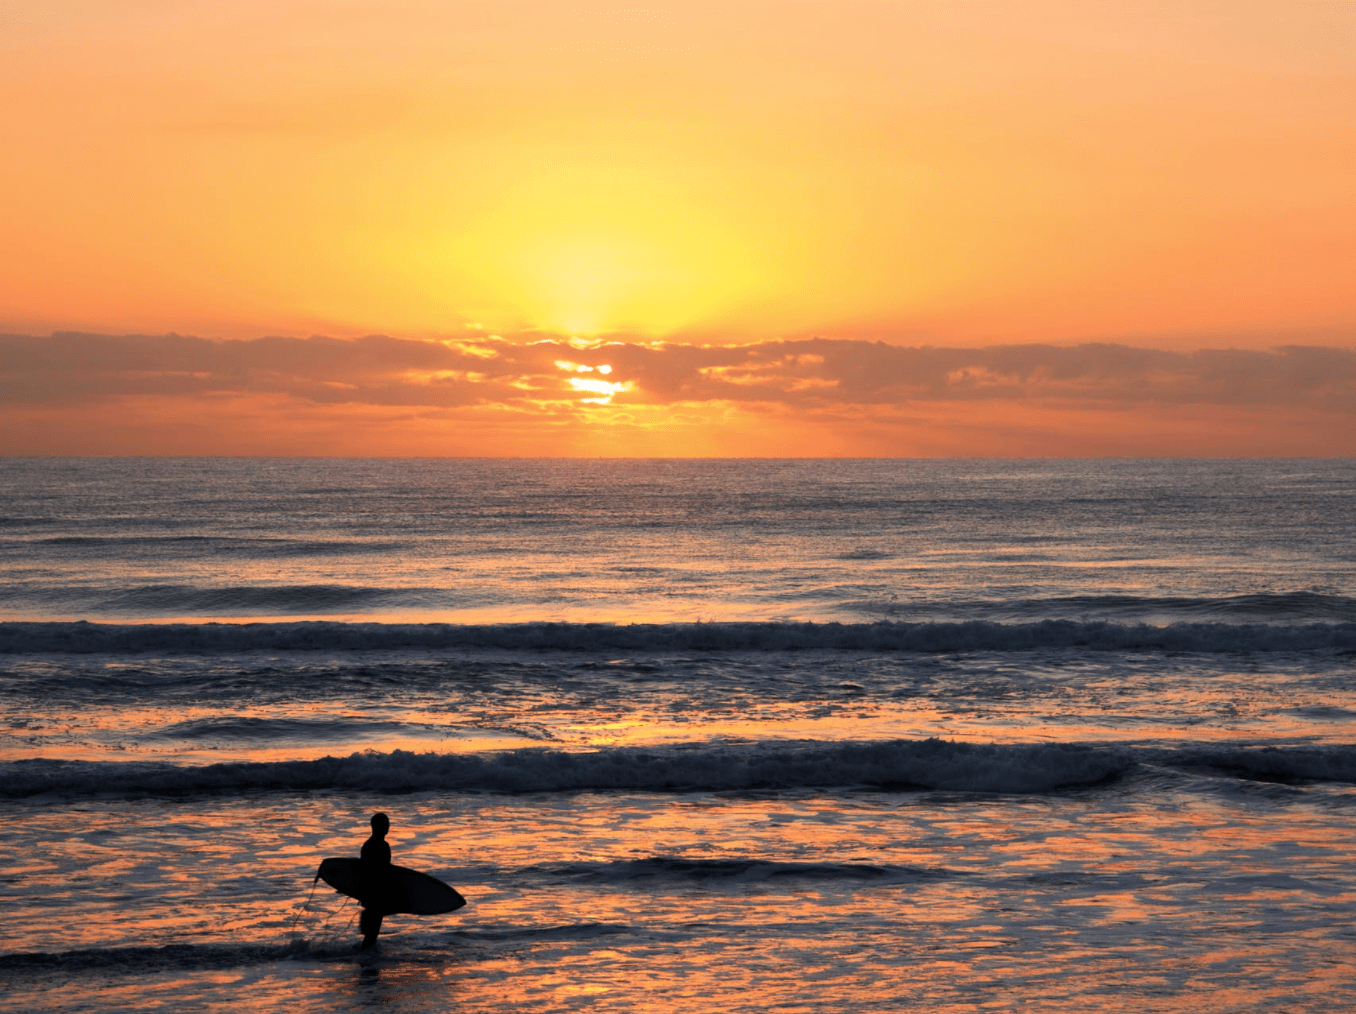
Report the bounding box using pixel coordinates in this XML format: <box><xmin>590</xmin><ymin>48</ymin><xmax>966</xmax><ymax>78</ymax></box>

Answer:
<box><xmin>286</xmin><ymin>875</ymin><xmax>323</xmax><ymax>937</ymax></box>
<box><xmin>315</xmin><ymin>895</ymin><xmax>359</xmax><ymax>950</ymax></box>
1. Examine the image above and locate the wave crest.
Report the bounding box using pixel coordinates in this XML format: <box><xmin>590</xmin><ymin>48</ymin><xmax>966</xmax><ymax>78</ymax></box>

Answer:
<box><xmin>13</xmin><ymin>738</ymin><xmax>1356</xmax><ymax>800</ymax></box>
<box><xmin>3</xmin><ymin>618</ymin><xmax>1354</xmax><ymax>654</ymax></box>
<box><xmin>3</xmin><ymin>739</ymin><xmax>1124</xmax><ymax>797</ymax></box>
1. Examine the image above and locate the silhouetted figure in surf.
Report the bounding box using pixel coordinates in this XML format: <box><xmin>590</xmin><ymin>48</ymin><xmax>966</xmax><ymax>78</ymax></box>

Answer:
<box><xmin>359</xmin><ymin>812</ymin><xmax>392</xmax><ymax>950</ymax></box>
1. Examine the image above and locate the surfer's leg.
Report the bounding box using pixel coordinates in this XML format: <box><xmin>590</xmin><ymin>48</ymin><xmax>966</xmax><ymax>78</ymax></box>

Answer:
<box><xmin>359</xmin><ymin>908</ymin><xmax>383</xmax><ymax>950</ymax></box>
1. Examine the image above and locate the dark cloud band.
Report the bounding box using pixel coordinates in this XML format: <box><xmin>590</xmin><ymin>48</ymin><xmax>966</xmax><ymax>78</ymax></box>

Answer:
<box><xmin>2</xmin><ymin>331</ymin><xmax>1353</xmax><ymax>410</ymax></box>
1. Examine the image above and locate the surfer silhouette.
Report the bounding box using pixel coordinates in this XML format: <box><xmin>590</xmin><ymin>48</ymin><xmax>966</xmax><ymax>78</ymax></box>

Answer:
<box><xmin>359</xmin><ymin>812</ymin><xmax>392</xmax><ymax>950</ymax></box>
<box><xmin>314</xmin><ymin>812</ymin><xmax>466</xmax><ymax>948</ymax></box>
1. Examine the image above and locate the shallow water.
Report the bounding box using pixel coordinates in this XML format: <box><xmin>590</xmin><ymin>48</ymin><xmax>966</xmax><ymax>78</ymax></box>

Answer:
<box><xmin>2</xmin><ymin>458</ymin><xmax>1354</xmax><ymax>1011</ymax></box>
<box><xmin>9</xmin><ymin>781</ymin><xmax>1356</xmax><ymax>1012</ymax></box>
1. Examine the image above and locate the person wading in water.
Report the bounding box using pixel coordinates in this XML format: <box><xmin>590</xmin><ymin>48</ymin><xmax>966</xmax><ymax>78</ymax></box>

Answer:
<box><xmin>359</xmin><ymin>812</ymin><xmax>392</xmax><ymax>950</ymax></box>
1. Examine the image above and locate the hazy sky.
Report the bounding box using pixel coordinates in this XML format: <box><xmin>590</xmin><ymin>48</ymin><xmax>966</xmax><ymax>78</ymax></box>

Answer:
<box><xmin>2</xmin><ymin>2</ymin><xmax>1353</xmax><ymax>454</ymax></box>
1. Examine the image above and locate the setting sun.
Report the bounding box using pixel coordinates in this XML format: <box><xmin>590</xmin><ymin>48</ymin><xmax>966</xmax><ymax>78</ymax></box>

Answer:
<box><xmin>0</xmin><ymin>0</ymin><xmax>1353</xmax><ymax>455</ymax></box>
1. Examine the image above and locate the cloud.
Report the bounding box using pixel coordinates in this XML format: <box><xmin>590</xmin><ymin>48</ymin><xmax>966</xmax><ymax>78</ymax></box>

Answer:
<box><xmin>2</xmin><ymin>331</ymin><xmax>1353</xmax><ymax>456</ymax></box>
<box><xmin>3</xmin><ymin>332</ymin><xmax>1353</xmax><ymax>412</ymax></box>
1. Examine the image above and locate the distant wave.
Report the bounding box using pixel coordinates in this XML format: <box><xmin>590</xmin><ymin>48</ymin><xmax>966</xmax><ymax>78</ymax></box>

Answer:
<box><xmin>157</xmin><ymin>717</ymin><xmax>417</xmax><ymax>741</ymax></box>
<box><xmin>4</xmin><ymin>584</ymin><xmax>401</xmax><ymax>615</ymax></box>
<box><xmin>860</xmin><ymin>591</ymin><xmax>1356</xmax><ymax>624</ymax></box>
<box><xmin>3</xmin><ymin>618</ymin><xmax>1354</xmax><ymax>654</ymax></box>
<box><xmin>31</xmin><ymin>536</ymin><xmax>402</xmax><ymax>558</ymax></box>
<box><xmin>9</xmin><ymin>739</ymin><xmax>1356</xmax><ymax>799</ymax></box>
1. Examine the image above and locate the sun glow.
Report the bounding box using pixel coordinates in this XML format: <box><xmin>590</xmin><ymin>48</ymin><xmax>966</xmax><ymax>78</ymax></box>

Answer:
<box><xmin>554</xmin><ymin>360</ymin><xmax>612</xmax><ymax>375</ymax></box>
<box><xmin>1</xmin><ymin>3</ymin><xmax>1354</xmax><ymax>456</ymax></box>
<box><xmin>559</xmin><ymin>357</ymin><xmax>630</xmax><ymax>404</ymax></box>
<box><xmin>5</xmin><ymin>4</ymin><xmax>1353</xmax><ymax>345</ymax></box>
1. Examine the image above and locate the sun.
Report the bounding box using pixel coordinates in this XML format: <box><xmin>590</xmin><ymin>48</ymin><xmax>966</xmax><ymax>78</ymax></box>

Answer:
<box><xmin>519</xmin><ymin>235</ymin><xmax>657</xmax><ymax>334</ymax></box>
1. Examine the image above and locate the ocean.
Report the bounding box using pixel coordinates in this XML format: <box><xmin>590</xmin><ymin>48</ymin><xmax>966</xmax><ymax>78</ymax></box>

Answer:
<box><xmin>2</xmin><ymin>457</ymin><xmax>1355</xmax><ymax>1012</ymax></box>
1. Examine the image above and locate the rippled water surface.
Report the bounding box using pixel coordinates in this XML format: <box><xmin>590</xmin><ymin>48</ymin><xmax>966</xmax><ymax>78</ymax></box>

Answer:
<box><xmin>2</xmin><ymin>458</ymin><xmax>1354</xmax><ymax>1011</ymax></box>
<box><xmin>3</xmin><ymin>457</ymin><xmax>1353</xmax><ymax>624</ymax></box>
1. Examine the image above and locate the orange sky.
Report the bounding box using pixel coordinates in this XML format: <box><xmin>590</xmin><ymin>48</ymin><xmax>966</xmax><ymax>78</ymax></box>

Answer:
<box><xmin>1</xmin><ymin>2</ymin><xmax>1353</xmax><ymax>455</ymax></box>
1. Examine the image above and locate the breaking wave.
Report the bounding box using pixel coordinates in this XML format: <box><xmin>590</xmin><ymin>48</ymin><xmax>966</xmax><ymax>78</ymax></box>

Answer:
<box><xmin>3</xmin><ymin>618</ymin><xmax>1354</xmax><ymax>654</ymax></box>
<box><xmin>9</xmin><ymin>738</ymin><xmax>1356</xmax><ymax>799</ymax></box>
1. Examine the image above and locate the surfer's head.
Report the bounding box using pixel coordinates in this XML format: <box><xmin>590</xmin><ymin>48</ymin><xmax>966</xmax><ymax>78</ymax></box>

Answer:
<box><xmin>370</xmin><ymin>812</ymin><xmax>390</xmax><ymax>837</ymax></box>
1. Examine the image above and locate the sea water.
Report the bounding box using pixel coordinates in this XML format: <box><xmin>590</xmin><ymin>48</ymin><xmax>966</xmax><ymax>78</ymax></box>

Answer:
<box><xmin>2</xmin><ymin>458</ymin><xmax>1354</xmax><ymax>1012</ymax></box>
